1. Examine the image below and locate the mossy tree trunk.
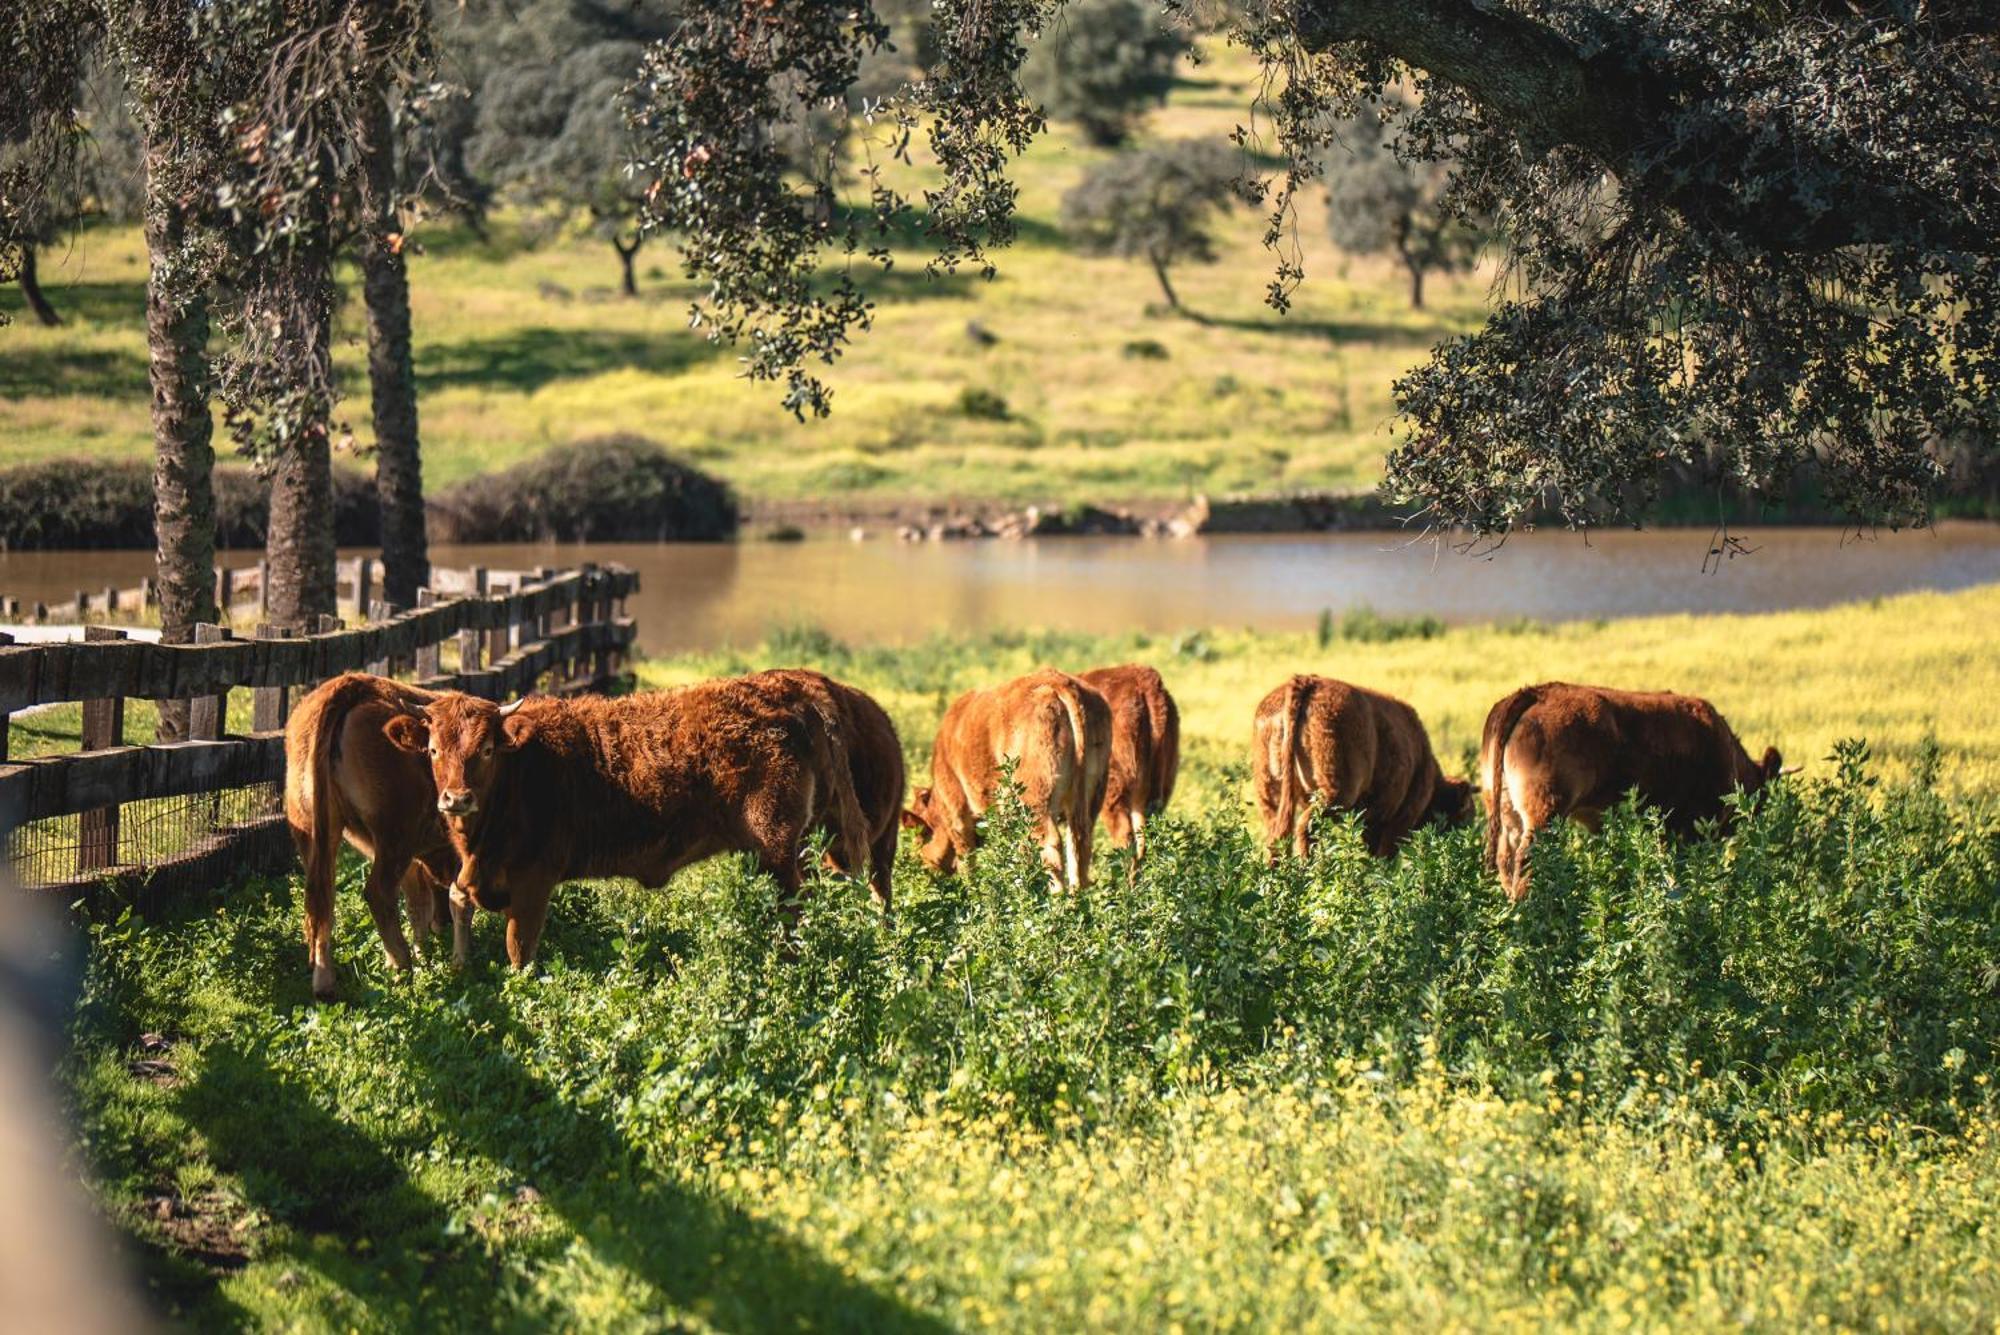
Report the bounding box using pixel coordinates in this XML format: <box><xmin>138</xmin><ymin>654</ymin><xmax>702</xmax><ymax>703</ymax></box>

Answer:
<box><xmin>262</xmin><ymin>211</ymin><xmax>339</xmax><ymax>629</ymax></box>
<box><xmin>359</xmin><ymin>83</ymin><xmax>428</xmax><ymax>608</ymax></box>
<box><xmin>122</xmin><ymin>9</ymin><xmax>220</xmax><ymax>740</ymax></box>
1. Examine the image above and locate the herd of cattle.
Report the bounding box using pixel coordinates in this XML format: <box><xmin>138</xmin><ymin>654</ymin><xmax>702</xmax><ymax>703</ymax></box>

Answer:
<box><xmin>284</xmin><ymin>664</ymin><xmax>1790</xmax><ymax>1000</ymax></box>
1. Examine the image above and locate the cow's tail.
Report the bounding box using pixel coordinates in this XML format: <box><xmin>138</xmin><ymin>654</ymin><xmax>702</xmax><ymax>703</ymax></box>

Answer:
<box><xmin>813</xmin><ymin>700</ymin><xmax>871</xmax><ymax>879</ymax></box>
<box><xmin>1268</xmin><ymin>675</ymin><xmax>1314</xmax><ymax>849</ymax></box>
<box><xmin>1150</xmin><ymin>684</ymin><xmax>1180</xmax><ymax>813</ymax></box>
<box><xmin>1480</xmin><ymin>686</ymin><xmax>1540</xmax><ymax>871</ymax></box>
<box><xmin>1035</xmin><ymin>685</ymin><xmax>1087</xmax><ymax>889</ymax></box>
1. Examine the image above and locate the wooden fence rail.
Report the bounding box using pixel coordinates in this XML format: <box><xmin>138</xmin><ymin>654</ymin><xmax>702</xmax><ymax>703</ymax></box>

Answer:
<box><xmin>0</xmin><ymin>555</ymin><xmax>540</xmax><ymax>628</ymax></box>
<box><xmin>0</xmin><ymin>562</ymin><xmax>637</xmax><ymax>904</ymax></box>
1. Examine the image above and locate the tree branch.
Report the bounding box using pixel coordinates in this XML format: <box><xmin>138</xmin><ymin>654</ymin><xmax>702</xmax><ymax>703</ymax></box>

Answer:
<box><xmin>1289</xmin><ymin>0</ymin><xmax>1648</xmax><ymax>164</ymax></box>
<box><xmin>1287</xmin><ymin>0</ymin><xmax>1999</xmax><ymax>256</ymax></box>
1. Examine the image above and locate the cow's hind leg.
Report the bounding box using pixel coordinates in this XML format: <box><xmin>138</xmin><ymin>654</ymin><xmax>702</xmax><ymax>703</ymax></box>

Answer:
<box><xmin>296</xmin><ymin>825</ymin><xmax>341</xmax><ymax>1003</ymax></box>
<box><xmin>401</xmin><ymin>865</ymin><xmax>446</xmax><ymax>950</ymax></box>
<box><xmin>868</xmin><ymin>826</ymin><xmax>896</xmax><ymax>918</ymax></box>
<box><xmin>362</xmin><ymin>856</ymin><xmax>417</xmax><ymax>975</ymax></box>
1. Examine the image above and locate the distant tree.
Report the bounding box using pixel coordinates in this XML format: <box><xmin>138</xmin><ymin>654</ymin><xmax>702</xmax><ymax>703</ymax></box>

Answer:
<box><xmin>1323</xmin><ymin>95</ymin><xmax>1485</xmax><ymax>310</ymax></box>
<box><xmin>1061</xmin><ymin>139</ymin><xmax>1249</xmax><ymax>313</ymax></box>
<box><xmin>1022</xmin><ymin>0</ymin><xmax>1186</xmax><ymax>147</ymax></box>
<box><xmin>459</xmin><ymin>3</ymin><xmax>670</xmax><ymax>294</ymax></box>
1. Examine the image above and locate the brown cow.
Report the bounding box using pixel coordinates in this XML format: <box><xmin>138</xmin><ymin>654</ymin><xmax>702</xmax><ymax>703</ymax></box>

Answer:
<box><xmin>284</xmin><ymin>673</ymin><xmax>460</xmax><ymax>1001</ymax></box>
<box><xmin>901</xmin><ymin>669</ymin><xmax>1112</xmax><ymax>892</ymax></box>
<box><xmin>385</xmin><ymin>677</ymin><xmax>869</xmax><ymax>970</ymax></box>
<box><xmin>1252</xmin><ymin>675</ymin><xmax>1474</xmax><ymax>861</ymax></box>
<box><xmin>742</xmin><ymin>668</ymin><xmax>905</xmax><ymax>912</ymax></box>
<box><xmin>1481</xmin><ymin>682</ymin><xmax>1791</xmax><ymax>901</ymax></box>
<box><xmin>1075</xmin><ymin>664</ymin><xmax>1180</xmax><ymax>860</ymax></box>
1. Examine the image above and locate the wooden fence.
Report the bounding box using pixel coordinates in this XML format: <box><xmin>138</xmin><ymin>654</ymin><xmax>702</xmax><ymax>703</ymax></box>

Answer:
<box><xmin>0</xmin><ymin>562</ymin><xmax>637</xmax><ymax>905</ymax></box>
<box><xmin>1</xmin><ymin>555</ymin><xmax>505</xmax><ymax>627</ymax></box>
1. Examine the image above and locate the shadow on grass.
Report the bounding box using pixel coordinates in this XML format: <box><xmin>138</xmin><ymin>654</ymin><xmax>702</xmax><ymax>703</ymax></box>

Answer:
<box><xmin>0</xmin><ymin>343</ymin><xmax>150</xmax><ymax>400</ymax></box>
<box><xmin>0</xmin><ymin>277</ymin><xmax>150</xmax><ymax>331</ymax></box>
<box><xmin>128</xmin><ymin>873</ymin><xmax>948</xmax><ymax>1331</ymax></box>
<box><xmin>392</xmin><ymin>995</ymin><xmax>950</xmax><ymax>1331</ymax></box>
<box><xmin>416</xmin><ymin>326</ymin><xmax>726</xmax><ymax>394</ymax></box>
<box><xmin>1182</xmin><ymin>309</ymin><xmax>1450</xmax><ymax>346</ymax></box>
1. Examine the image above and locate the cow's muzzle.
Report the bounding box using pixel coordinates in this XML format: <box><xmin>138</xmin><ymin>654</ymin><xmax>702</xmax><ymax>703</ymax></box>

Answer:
<box><xmin>437</xmin><ymin>790</ymin><xmax>478</xmax><ymax>816</ymax></box>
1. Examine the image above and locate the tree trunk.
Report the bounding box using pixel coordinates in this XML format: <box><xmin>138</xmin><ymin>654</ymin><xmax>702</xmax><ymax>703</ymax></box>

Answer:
<box><xmin>612</xmin><ymin>233</ymin><xmax>642</xmax><ymax>298</ymax></box>
<box><xmin>1394</xmin><ymin>216</ymin><xmax>1425</xmax><ymax>310</ymax></box>
<box><xmin>359</xmin><ymin>85</ymin><xmax>428</xmax><ymax>609</ymax></box>
<box><xmin>1148</xmin><ymin>250</ymin><xmax>1180</xmax><ymax>312</ymax></box>
<box><xmin>263</xmin><ymin>217</ymin><xmax>339</xmax><ymax>629</ymax></box>
<box><xmin>141</xmin><ymin>130</ymin><xmax>218</xmax><ymax>741</ymax></box>
<box><xmin>17</xmin><ymin>246</ymin><xmax>62</xmax><ymax>327</ymax></box>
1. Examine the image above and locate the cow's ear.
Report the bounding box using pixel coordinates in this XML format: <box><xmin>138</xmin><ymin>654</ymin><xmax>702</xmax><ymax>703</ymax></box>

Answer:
<box><xmin>384</xmin><ymin>714</ymin><xmax>429</xmax><ymax>754</ymax></box>
<box><xmin>500</xmin><ymin>713</ymin><xmax>534</xmax><ymax>751</ymax></box>
<box><xmin>1761</xmin><ymin>747</ymin><xmax>1785</xmax><ymax>780</ymax></box>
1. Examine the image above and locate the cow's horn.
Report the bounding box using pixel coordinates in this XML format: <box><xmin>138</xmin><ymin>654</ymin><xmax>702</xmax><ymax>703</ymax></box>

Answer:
<box><xmin>497</xmin><ymin>696</ymin><xmax>528</xmax><ymax>717</ymax></box>
<box><xmin>1778</xmin><ymin>764</ymin><xmax>1803</xmax><ymax>776</ymax></box>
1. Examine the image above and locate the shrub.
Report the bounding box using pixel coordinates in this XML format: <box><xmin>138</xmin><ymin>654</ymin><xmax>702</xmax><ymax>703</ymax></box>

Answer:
<box><xmin>0</xmin><ymin>458</ymin><xmax>379</xmax><ymax>550</ymax></box>
<box><xmin>1121</xmin><ymin>338</ymin><xmax>1169</xmax><ymax>360</ymax></box>
<box><xmin>426</xmin><ymin>434</ymin><xmax>737</xmax><ymax>543</ymax></box>
<box><xmin>1334</xmin><ymin>604</ymin><xmax>1446</xmax><ymax>643</ymax></box>
<box><xmin>956</xmin><ymin>387</ymin><xmax>1011</xmax><ymax>420</ymax></box>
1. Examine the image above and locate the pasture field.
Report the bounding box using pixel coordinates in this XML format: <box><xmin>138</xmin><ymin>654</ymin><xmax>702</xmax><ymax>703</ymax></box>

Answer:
<box><xmin>0</xmin><ymin>48</ymin><xmax>1487</xmax><ymax>505</ymax></box>
<box><xmin>63</xmin><ymin>585</ymin><xmax>2000</xmax><ymax>1329</ymax></box>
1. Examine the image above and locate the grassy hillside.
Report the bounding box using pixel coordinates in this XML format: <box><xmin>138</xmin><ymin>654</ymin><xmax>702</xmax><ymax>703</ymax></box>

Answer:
<box><xmin>0</xmin><ymin>49</ymin><xmax>1486</xmax><ymax>504</ymax></box>
<box><xmin>63</xmin><ymin>587</ymin><xmax>2000</xmax><ymax>1328</ymax></box>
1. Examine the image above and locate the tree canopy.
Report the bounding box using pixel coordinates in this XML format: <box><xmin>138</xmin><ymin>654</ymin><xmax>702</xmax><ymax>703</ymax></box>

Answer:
<box><xmin>630</xmin><ymin>0</ymin><xmax>2000</xmax><ymax>531</ymax></box>
<box><xmin>1062</xmin><ymin>138</ymin><xmax>1248</xmax><ymax>312</ymax></box>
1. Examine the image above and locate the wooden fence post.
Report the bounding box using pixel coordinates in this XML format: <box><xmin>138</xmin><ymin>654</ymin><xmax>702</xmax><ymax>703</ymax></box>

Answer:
<box><xmin>485</xmin><ymin>573</ymin><xmax>511</xmax><ymax>670</ymax></box>
<box><xmin>415</xmin><ymin>589</ymin><xmax>440</xmax><ymax>680</ymax></box>
<box><xmin>251</xmin><ymin>624</ymin><xmax>295</xmax><ymax>734</ymax></box>
<box><xmin>367</xmin><ymin>599</ymin><xmax>393</xmax><ymax>676</ymax></box>
<box><xmin>77</xmin><ymin>626</ymin><xmax>128</xmax><ymax>874</ymax></box>
<box><xmin>0</xmin><ymin>630</ymin><xmax>11</xmax><ymax>762</ymax></box>
<box><xmin>457</xmin><ymin>568</ymin><xmax>487</xmax><ymax>680</ymax></box>
<box><xmin>190</xmin><ymin>623</ymin><xmax>231</xmax><ymax>831</ymax></box>
<box><xmin>188</xmin><ymin>624</ymin><xmax>232</xmax><ymax>741</ymax></box>
<box><xmin>348</xmin><ymin>558</ymin><xmax>367</xmax><ymax>622</ymax></box>
<box><xmin>256</xmin><ymin>560</ymin><xmax>270</xmax><ymax>617</ymax></box>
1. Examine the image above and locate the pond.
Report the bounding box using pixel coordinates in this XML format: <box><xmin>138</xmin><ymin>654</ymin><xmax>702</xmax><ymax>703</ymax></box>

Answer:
<box><xmin>4</xmin><ymin>524</ymin><xmax>1997</xmax><ymax>655</ymax></box>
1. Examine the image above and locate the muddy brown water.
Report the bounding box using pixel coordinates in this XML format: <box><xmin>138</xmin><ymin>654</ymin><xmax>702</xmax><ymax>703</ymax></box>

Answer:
<box><xmin>4</xmin><ymin>525</ymin><xmax>1997</xmax><ymax>656</ymax></box>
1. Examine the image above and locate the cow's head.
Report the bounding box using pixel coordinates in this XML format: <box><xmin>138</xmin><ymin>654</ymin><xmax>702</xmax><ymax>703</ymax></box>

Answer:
<box><xmin>1427</xmin><ymin>775</ymin><xmax>1477</xmax><ymax>828</ymax></box>
<box><xmin>384</xmin><ymin>694</ymin><xmax>534</xmax><ymax>825</ymax></box>
<box><xmin>899</xmin><ymin>786</ymin><xmax>958</xmax><ymax>874</ymax></box>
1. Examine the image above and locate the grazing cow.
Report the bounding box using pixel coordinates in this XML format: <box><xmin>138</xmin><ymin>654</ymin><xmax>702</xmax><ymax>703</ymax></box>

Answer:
<box><xmin>1481</xmin><ymin>682</ymin><xmax>1792</xmax><ymax>901</ymax></box>
<box><xmin>385</xmin><ymin>677</ymin><xmax>869</xmax><ymax>970</ymax></box>
<box><xmin>1075</xmin><ymin>664</ymin><xmax>1180</xmax><ymax>860</ymax></box>
<box><xmin>1252</xmin><ymin>675</ymin><xmax>1474</xmax><ymax>860</ymax></box>
<box><xmin>743</xmin><ymin>669</ymin><xmax>905</xmax><ymax>912</ymax></box>
<box><xmin>902</xmin><ymin>669</ymin><xmax>1112</xmax><ymax>892</ymax></box>
<box><xmin>284</xmin><ymin>673</ymin><xmax>459</xmax><ymax>1001</ymax></box>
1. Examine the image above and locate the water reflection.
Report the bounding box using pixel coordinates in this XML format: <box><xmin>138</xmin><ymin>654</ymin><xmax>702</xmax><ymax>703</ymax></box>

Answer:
<box><xmin>3</xmin><ymin>525</ymin><xmax>1996</xmax><ymax>655</ymax></box>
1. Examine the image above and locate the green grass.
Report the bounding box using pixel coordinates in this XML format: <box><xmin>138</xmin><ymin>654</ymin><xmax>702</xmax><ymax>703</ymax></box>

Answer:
<box><xmin>62</xmin><ymin>586</ymin><xmax>2000</xmax><ymax>1329</ymax></box>
<box><xmin>0</xmin><ymin>48</ymin><xmax>1485</xmax><ymax>505</ymax></box>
